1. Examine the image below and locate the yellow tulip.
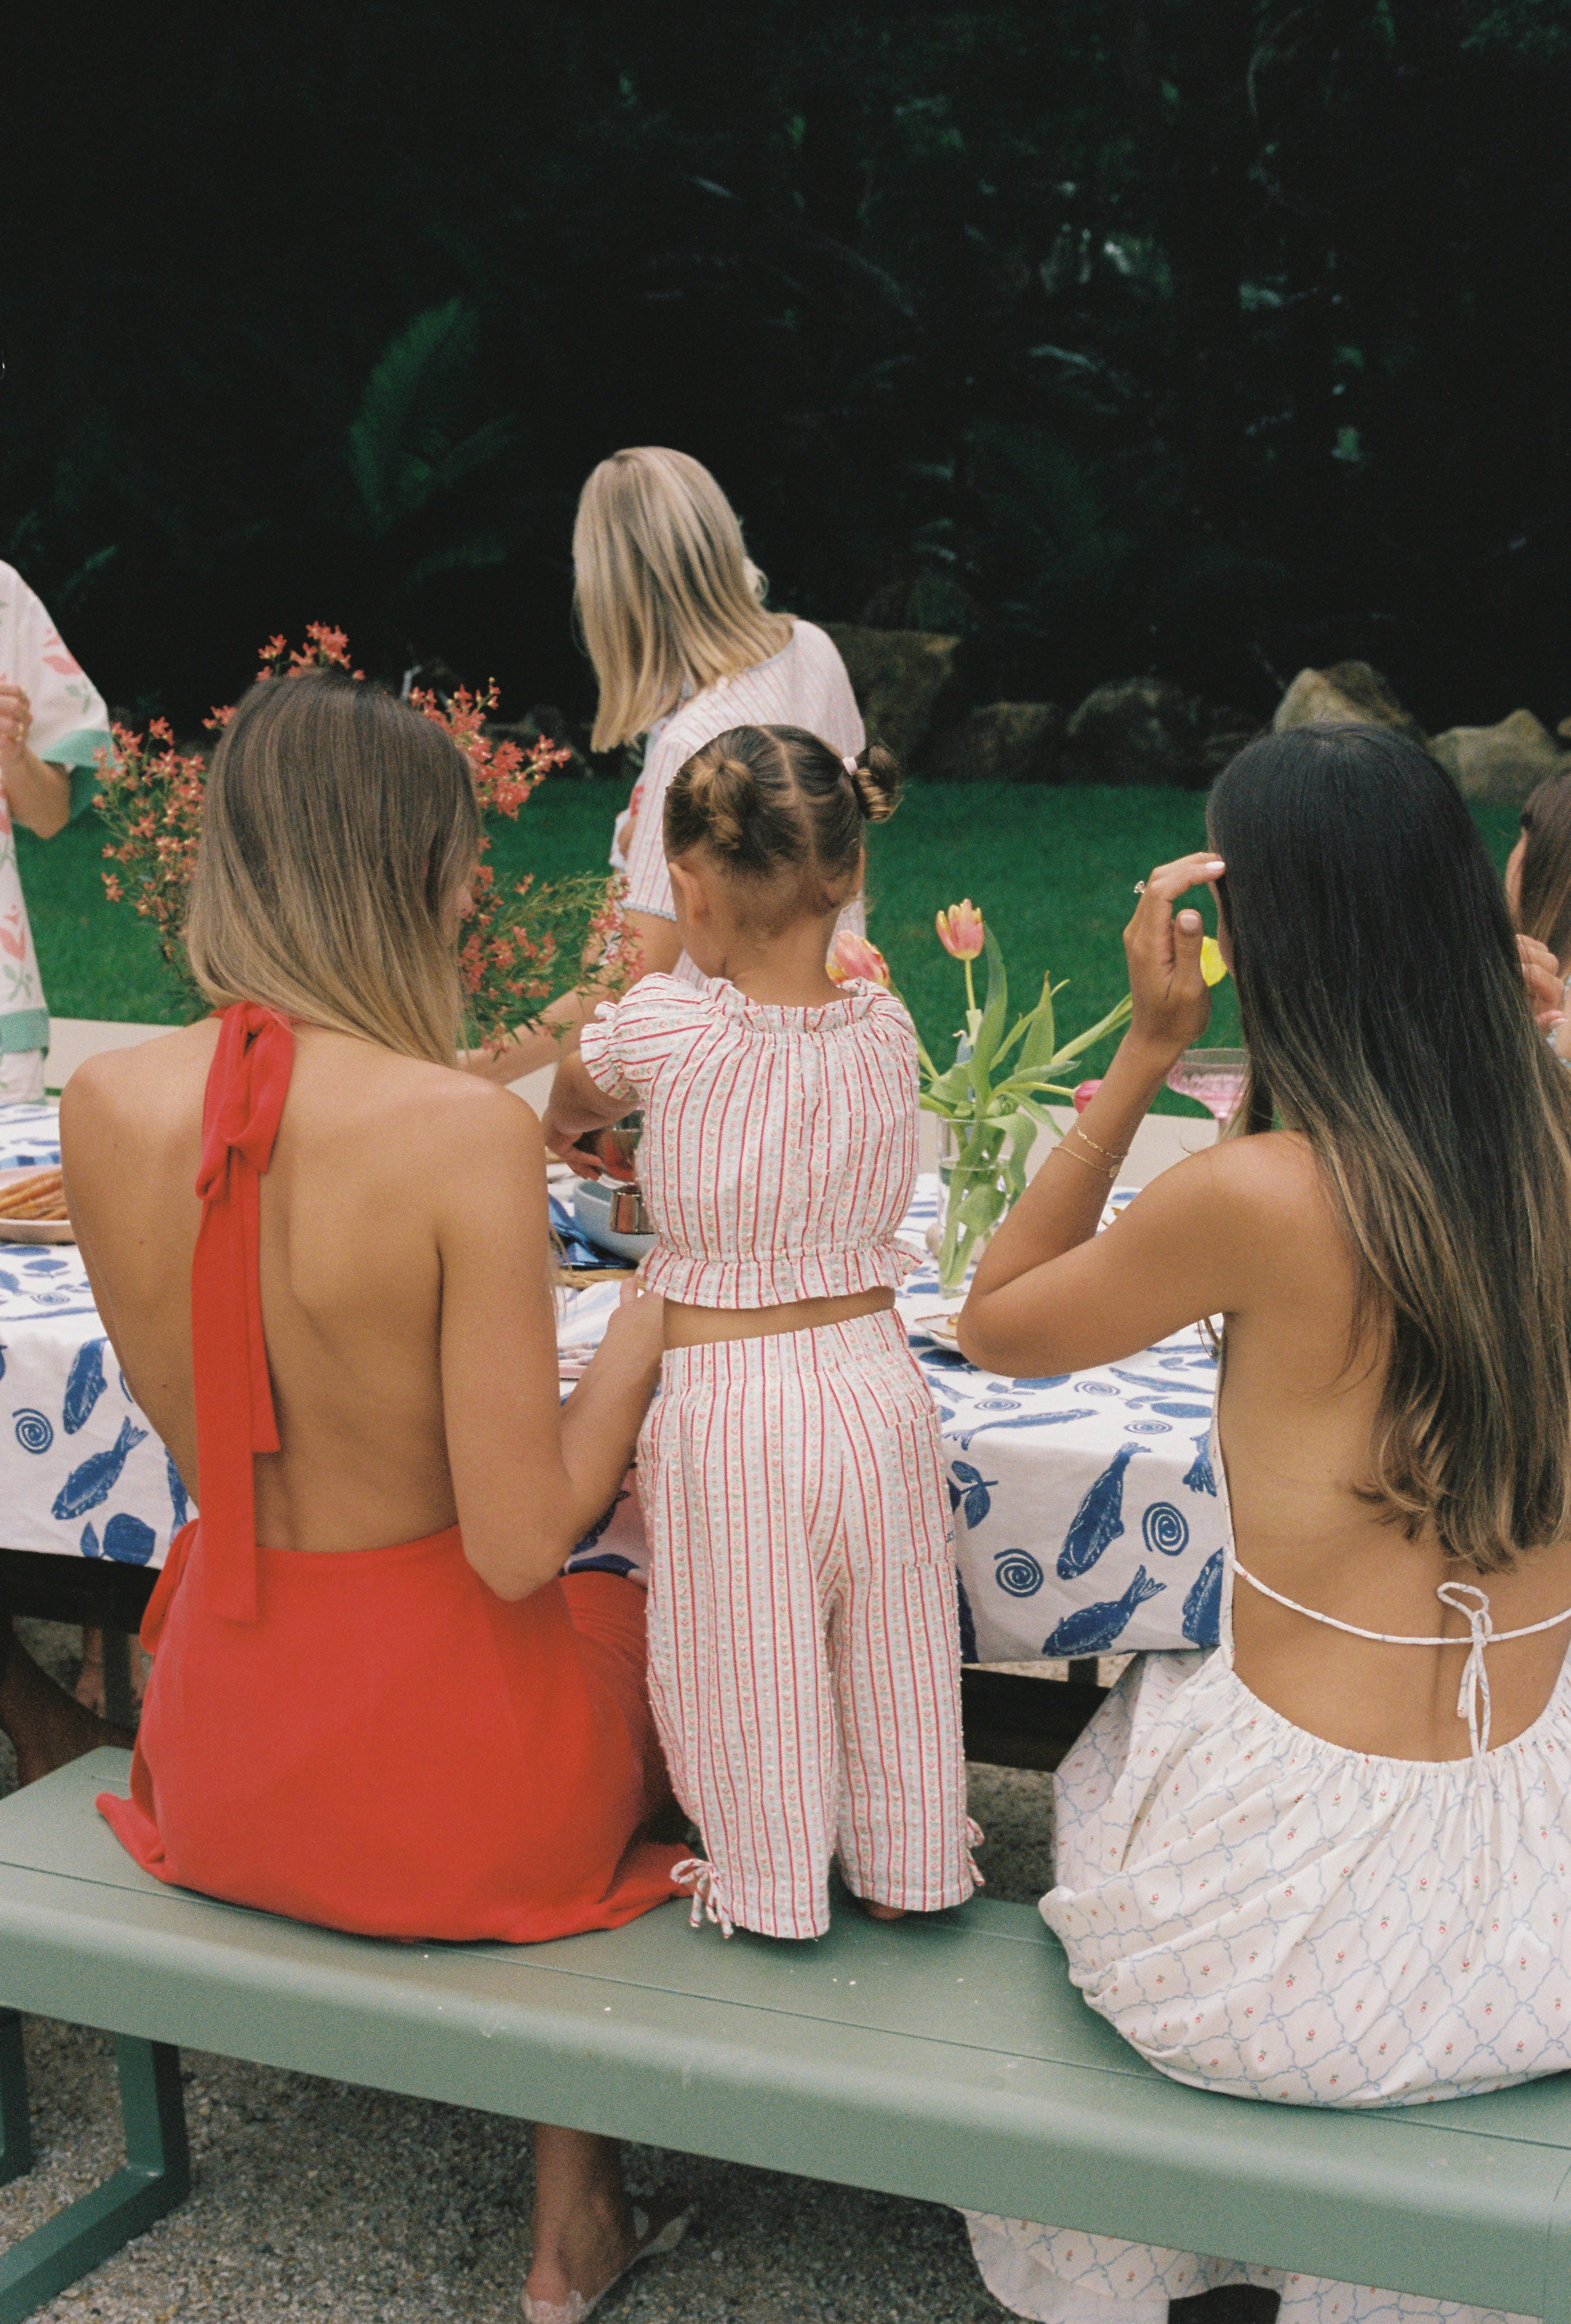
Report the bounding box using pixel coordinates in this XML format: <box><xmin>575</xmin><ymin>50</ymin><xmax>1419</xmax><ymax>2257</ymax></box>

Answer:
<box><xmin>1200</xmin><ymin>936</ymin><xmax>1228</xmax><ymax>987</ymax></box>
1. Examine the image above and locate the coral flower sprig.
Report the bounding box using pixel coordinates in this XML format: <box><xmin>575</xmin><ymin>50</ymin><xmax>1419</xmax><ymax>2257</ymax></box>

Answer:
<box><xmin>96</xmin><ymin>630</ymin><xmax>626</xmax><ymax>1050</ymax></box>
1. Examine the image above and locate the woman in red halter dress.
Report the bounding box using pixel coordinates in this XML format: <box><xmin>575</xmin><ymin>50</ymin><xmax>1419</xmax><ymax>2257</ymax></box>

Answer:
<box><xmin>62</xmin><ymin>670</ymin><xmax>690</xmax><ymax>2323</ymax></box>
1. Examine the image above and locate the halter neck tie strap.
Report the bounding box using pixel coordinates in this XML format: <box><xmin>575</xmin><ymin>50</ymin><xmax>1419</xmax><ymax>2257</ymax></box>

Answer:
<box><xmin>192</xmin><ymin>1002</ymin><xmax>294</xmax><ymax>1623</ymax></box>
<box><xmin>1234</xmin><ymin>1557</ymin><xmax>1571</xmax><ymax>1762</ymax></box>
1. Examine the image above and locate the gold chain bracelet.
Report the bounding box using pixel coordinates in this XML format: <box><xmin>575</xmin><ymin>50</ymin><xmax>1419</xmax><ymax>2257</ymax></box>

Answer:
<box><xmin>1069</xmin><ymin>1122</ymin><xmax>1128</xmax><ymax>1164</ymax></box>
<box><xmin>1054</xmin><ymin>1139</ymin><xmax>1118</xmax><ymax>1183</ymax></box>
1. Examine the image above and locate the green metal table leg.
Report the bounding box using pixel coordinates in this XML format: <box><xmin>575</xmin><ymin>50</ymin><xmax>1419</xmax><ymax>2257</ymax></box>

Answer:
<box><xmin>0</xmin><ymin>2014</ymin><xmax>31</xmax><ymax>2187</ymax></box>
<box><xmin>0</xmin><ymin>2035</ymin><xmax>189</xmax><ymax>2323</ymax></box>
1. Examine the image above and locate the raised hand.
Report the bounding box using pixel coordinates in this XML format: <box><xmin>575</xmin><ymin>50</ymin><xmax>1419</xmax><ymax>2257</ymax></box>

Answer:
<box><xmin>0</xmin><ymin>683</ymin><xmax>32</xmax><ymax>773</ymax></box>
<box><xmin>1518</xmin><ymin>934</ymin><xmax>1565</xmax><ymax>1031</ymax></box>
<box><xmin>1122</xmin><ymin>852</ymin><xmax>1227</xmax><ymax>1065</ymax></box>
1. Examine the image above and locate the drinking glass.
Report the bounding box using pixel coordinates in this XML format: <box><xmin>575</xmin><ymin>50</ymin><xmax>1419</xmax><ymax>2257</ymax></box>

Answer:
<box><xmin>1166</xmin><ymin>1047</ymin><xmax>1248</xmax><ymax>1123</ymax></box>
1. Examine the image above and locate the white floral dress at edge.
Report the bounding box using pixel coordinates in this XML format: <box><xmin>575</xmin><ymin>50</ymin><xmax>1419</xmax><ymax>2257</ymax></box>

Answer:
<box><xmin>0</xmin><ymin>564</ymin><xmax>113</xmax><ymax>1080</ymax></box>
<box><xmin>967</xmin><ymin>1420</ymin><xmax>1571</xmax><ymax>2324</ymax></box>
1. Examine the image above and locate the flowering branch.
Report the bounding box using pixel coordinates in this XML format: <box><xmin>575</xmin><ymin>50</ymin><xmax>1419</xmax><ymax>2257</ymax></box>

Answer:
<box><xmin>95</xmin><ymin>628</ymin><xmax>630</xmax><ymax>1047</ymax></box>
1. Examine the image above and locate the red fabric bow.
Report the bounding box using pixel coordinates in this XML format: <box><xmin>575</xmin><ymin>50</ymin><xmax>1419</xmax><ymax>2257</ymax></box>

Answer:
<box><xmin>192</xmin><ymin>1003</ymin><xmax>294</xmax><ymax>1622</ymax></box>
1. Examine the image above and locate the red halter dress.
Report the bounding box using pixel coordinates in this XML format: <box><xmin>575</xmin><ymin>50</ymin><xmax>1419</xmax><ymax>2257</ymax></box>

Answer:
<box><xmin>99</xmin><ymin>1004</ymin><xmax>685</xmax><ymax>1941</ymax></box>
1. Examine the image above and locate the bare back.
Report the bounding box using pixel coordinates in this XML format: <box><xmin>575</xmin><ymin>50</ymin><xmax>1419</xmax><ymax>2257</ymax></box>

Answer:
<box><xmin>971</xmin><ymin>1130</ymin><xmax>1571</xmax><ymax>1761</ymax></box>
<box><xmin>59</xmin><ymin>1019</ymin><xmax>574</xmax><ymax>1572</ymax></box>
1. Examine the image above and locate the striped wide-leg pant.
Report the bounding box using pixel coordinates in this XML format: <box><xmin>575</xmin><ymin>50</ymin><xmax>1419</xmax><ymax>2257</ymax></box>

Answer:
<box><xmin>639</xmin><ymin>1308</ymin><xmax>976</xmax><ymax>1940</ymax></box>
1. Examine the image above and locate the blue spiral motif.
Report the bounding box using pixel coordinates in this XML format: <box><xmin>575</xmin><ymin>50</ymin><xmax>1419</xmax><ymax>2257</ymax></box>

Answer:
<box><xmin>994</xmin><ymin>1547</ymin><xmax>1044</xmax><ymax>1598</ymax></box>
<box><xmin>1141</xmin><ymin>1501</ymin><xmax>1190</xmax><ymax>1557</ymax></box>
<box><xmin>12</xmin><ymin>1409</ymin><xmax>52</xmax><ymax>1454</ymax></box>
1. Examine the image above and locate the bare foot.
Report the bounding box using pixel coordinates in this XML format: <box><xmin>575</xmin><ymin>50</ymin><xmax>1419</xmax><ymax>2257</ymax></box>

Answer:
<box><xmin>523</xmin><ymin>2192</ymin><xmax>690</xmax><ymax>2321</ymax></box>
<box><xmin>0</xmin><ymin>1626</ymin><xmax>133</xmax><ymax>1787</ymax></box>
<box><xmin>862</xmin><ymin>1899</ymin><xmax>907</xmax><ymax>1923</ymax></box>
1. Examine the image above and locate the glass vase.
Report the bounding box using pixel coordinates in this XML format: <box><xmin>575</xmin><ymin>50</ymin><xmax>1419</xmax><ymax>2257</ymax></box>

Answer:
<box><xmin>933</xmin><ymin>1113</ymin><xmax>1038</xmax><ymax>1294</ymax></box>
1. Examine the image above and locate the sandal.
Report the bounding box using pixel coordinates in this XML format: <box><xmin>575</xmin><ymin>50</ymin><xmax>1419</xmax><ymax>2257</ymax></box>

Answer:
<box><xmin>521</xmin><ymin>2200</ymin><xmax>694</xmax><ymax>2324</ymax></box>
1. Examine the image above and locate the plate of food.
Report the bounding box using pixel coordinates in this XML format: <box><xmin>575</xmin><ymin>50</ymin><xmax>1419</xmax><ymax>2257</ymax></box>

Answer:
<box><xmin>0</xmin><ymin>1167</ymin><xmax>73</xmax><ymax>1243</ymax></box>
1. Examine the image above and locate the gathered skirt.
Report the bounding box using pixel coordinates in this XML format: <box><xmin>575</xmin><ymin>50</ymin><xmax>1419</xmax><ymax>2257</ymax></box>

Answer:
<box><xmin>100</xmin><ymin>1518</ymin><xmax>685</xmax><ymax>1943</ymax></box>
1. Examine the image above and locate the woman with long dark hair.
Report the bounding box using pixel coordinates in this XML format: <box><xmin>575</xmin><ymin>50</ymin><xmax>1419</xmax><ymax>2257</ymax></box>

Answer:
<box><xmin>958</xmin><ymin>725</ymin><xmax>1571</xmax><ymax>2324</ymax></box>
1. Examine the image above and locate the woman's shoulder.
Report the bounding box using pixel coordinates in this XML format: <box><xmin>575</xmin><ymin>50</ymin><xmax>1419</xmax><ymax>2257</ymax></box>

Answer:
<box><xmin>1124</xmin><ymin>1128</ymin><xmax>1335</xmax><ymax>1282</ymax></box>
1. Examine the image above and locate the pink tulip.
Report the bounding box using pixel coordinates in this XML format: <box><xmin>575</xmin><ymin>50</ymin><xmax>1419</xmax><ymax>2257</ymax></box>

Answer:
<box><xmin>1072</xmin><ymin>1080</ymin><xmax>1103</xmax><ymax>1114</ymax></box>
<box><xmin>936</xmin><ymin>900</ymin><xmax>985</xmax><ymax>959</ymax></box>
<box><xmin>827</xmin><ymin>930</ymin><xmax>892</xmax><ymax>988</ymax></box>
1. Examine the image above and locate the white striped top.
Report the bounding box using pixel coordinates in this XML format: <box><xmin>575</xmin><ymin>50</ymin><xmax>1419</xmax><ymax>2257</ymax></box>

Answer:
<box><xmin>615</xmin><ymin>620</ymin><xmax>866</xmax><ymax>990</ymax></box>
<box><xmin>578</xmin><ymin>972</ymin><xmax>919</xmax><ymax>1307</ymax></box>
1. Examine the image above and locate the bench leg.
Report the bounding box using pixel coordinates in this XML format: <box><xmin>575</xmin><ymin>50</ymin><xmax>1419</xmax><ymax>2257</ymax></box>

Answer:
<box><xmin>0</xmin><ymin>2014</ymin><xmax>32</xmax><ymax>2186</ymax></box>
<box><xmin>0</xmin><ymin>2032</ymin><xmax>189</xmax><ymax>2322</ymax></box>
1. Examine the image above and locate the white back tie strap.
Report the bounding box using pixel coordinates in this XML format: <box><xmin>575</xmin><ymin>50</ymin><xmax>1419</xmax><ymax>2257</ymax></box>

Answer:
<box><xmin>1233</xmin><ymin>1560</ymin><xmax>1571</xmax><ymax>1762</ymax></box>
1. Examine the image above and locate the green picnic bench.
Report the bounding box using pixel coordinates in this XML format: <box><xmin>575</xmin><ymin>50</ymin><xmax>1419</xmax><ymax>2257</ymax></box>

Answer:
<box><xmin>2</xmin><ymin>1752</ymin><xmax>1571</xmax><ymax>2324</ymax></box>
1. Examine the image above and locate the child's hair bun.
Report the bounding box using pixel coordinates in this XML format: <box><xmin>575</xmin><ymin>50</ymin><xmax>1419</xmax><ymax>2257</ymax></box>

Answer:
<box><xmin>682</xmin><ymin>747</ymin><xmax>758</xmax><ymax>861</ymax></box>
<box><xmin>847</xmin><ymin>742</ymin><xmax>901</xmax><ymax>825</ymax></box>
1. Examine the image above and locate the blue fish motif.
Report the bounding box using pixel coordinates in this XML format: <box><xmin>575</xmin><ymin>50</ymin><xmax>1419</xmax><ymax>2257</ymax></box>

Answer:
<box><xmin>948</xmin><ymin>1460</ymin><xmax>998</xmax><ymax>1527</ymax></box>
<box><xmin>81</xmin><ymin>1522</ymin><xmax>99</xmax><ymax>1558</ymax></box>
<box><xmin>104</xmin><ymin>1512</ymin><xmax>156</xmax><ymax>1566</ymax></box>
<box><xmin>51</xmin><ymin>1418</ymin><xmax>148</xmax><ymax>1520</ymax></box>
<box><xmin>1146</xmin><ymin>1399</ymin><xmax>1213</xmax><ymax>1420</ymax></box>
<box><xmin>62</xmin><ymin>1338</ymin><xmax>106</xmax><ymax>1433</ymax></box>
<box><xmin>0</xmin><ymin>1272</ymin><xmax>17</xmax><ymax>1294</ymax></box>
<box><xmin>954</xmin><ymin>1407</ymin><xmax>1094</xmax><ymax>1449</ymax></box>
<box><xmin>1009</xmin><ymin>1374</ymin><xmax>1071</xmax><ymax>1390</ymax></box>
<box><xmin>1043</xmin><ymin>1566</ymin><xmax>1166</xmax><ymax>1656</ymax></box>
<box><xmin>1183</xmin><ymin>1432</ymin><xmax>1217</xmax><ymax>1496</ymax></box>
<box><xmin>1109</xmin><ymin>1367</ymin><xmax>1185</xmax><ymax>1394</ymax></box>
<box><xmin>1182</xmin><ymin>1550</ymin><xmax>1224</xmax><ymax>1645</ymax></box>
<box><xmin>167</xmin><ymin>1452</ymin><xmax>190</xmax><ymax>1530</ymax></box>
<box><xmin>956</xmin><ymin>1574</ymin><xmax>979</xmax><ymax>1664</ymax></box>
<box><xmin>1057</xmin><ymin>1443</ymin><xmax>1144</xmax><ymax>1578</ymax></box>
<box><xmin>918</xmin><ymin>1347</ymin><xmax>976</xmax><ymax>1373</ymax></box>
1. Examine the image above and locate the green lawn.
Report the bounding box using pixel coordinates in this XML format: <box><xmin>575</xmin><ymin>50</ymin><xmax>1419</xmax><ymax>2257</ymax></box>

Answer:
<box><xmin>22</xmin><ymin>785</ymin><xmax>1525</xmax><ymax>1119</ymax></box>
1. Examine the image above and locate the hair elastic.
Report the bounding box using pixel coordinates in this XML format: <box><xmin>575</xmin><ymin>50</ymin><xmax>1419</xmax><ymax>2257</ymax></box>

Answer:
<box><xmin>843</xmin><ymin>754</ymin><xmax>858</xmax><ymax>775</ymax></box>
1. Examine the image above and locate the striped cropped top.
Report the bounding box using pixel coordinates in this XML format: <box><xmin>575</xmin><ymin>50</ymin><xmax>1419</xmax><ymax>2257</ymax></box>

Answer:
<box><xmin>577</xmin><ymin>973</ymin><xmax>920</xmax><ymax>1308</ymax></box>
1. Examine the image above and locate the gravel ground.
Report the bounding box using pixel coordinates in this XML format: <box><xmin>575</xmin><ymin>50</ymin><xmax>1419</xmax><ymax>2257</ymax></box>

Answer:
<box><xmin>0</xmin><ymin>1621</ymin><xmax>1060</xmax><ymax>2324</ymax></box>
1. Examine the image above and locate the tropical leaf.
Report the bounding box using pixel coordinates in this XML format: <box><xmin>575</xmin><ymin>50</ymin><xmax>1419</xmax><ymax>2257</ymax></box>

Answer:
<box><xmin>347</xmin><ymin>299</ymin><xmax>512</xmax><ymax>537</ymax></box>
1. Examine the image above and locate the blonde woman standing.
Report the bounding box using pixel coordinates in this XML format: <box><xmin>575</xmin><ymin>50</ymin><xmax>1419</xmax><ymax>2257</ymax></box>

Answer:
<box><xmin>472</xmin><ymin>447</ymin><xmax>865</xmax><ymax>1081</ymax></box>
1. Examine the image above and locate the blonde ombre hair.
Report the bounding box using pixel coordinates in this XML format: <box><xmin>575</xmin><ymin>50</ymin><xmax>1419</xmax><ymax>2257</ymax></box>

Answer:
<box><xmin>573</xmin><ymin>446</ymin><xmax>793</xmax><ymax>751</ymax></box>
<box><xmin>184</xmin><ymin>670</ymin><xmax>481</xmax><ymax>1066</ymax></box>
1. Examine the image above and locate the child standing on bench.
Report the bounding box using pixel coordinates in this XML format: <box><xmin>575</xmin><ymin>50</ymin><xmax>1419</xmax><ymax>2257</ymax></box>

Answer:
<box><xmin>544</xmin><ymin>723</ymin><xmax>979</xmax><ymax>1940</ymax></box>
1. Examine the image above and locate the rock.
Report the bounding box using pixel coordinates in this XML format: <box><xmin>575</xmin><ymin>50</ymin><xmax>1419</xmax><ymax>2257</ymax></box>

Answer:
<box><xmin>820</xmin><ymin>625</ymin><xmax>962</xmax><ymax>767</ymax></box>
<box><xmin>923</xmin><ymin>702</ymin><xmax>1066</xmax><ymax>783</ymax></box>
<box><xmin>1198</xmin><ymin>705</ymin><xmax>1263</xmax><ymax>777</ymax></box>
<box><xmin>1430</xmin><ymin>710</ymin><xmax>1568</xmax><ymax>804</ymax></box>
<box><xmin>1059</xmin><ymin>676</ymin><xmax>1204</xmax><ymax>786</ymax></box>
<box><xmin>1271</xmin><ymin>661</ymin><xmax>1429</xmax><ymax>749</ymax></box>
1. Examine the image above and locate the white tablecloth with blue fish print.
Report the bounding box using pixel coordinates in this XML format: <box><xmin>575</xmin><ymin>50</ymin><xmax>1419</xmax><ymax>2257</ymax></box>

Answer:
<box><xmin>0</xmin><ymin>1104</ymin><xmax>187</xmax><ymax>1571</ymax></box>
<box><xmin>0</xmin><ymin>1110</ymin><xmax>1227</xmax><ymax>1661</ymax></box>
<box><xmin>897</xmin><ymin>1178</ymin><xmax>1227</xmax><ymax>1659</ymax></box>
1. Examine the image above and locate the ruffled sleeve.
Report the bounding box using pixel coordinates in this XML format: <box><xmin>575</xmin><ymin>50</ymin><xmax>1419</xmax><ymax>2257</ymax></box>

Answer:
<box><xmin>578</xmin><ymin>974</ymin><xmax>706</xmax><ymax>1109</ymax></box>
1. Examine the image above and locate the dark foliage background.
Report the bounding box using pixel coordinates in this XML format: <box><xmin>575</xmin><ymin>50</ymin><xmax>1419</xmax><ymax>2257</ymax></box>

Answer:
<box><xmin>9</xmin><ymin>1</ymin><xmax>1571</xmax><ymax>737</ymax></box>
